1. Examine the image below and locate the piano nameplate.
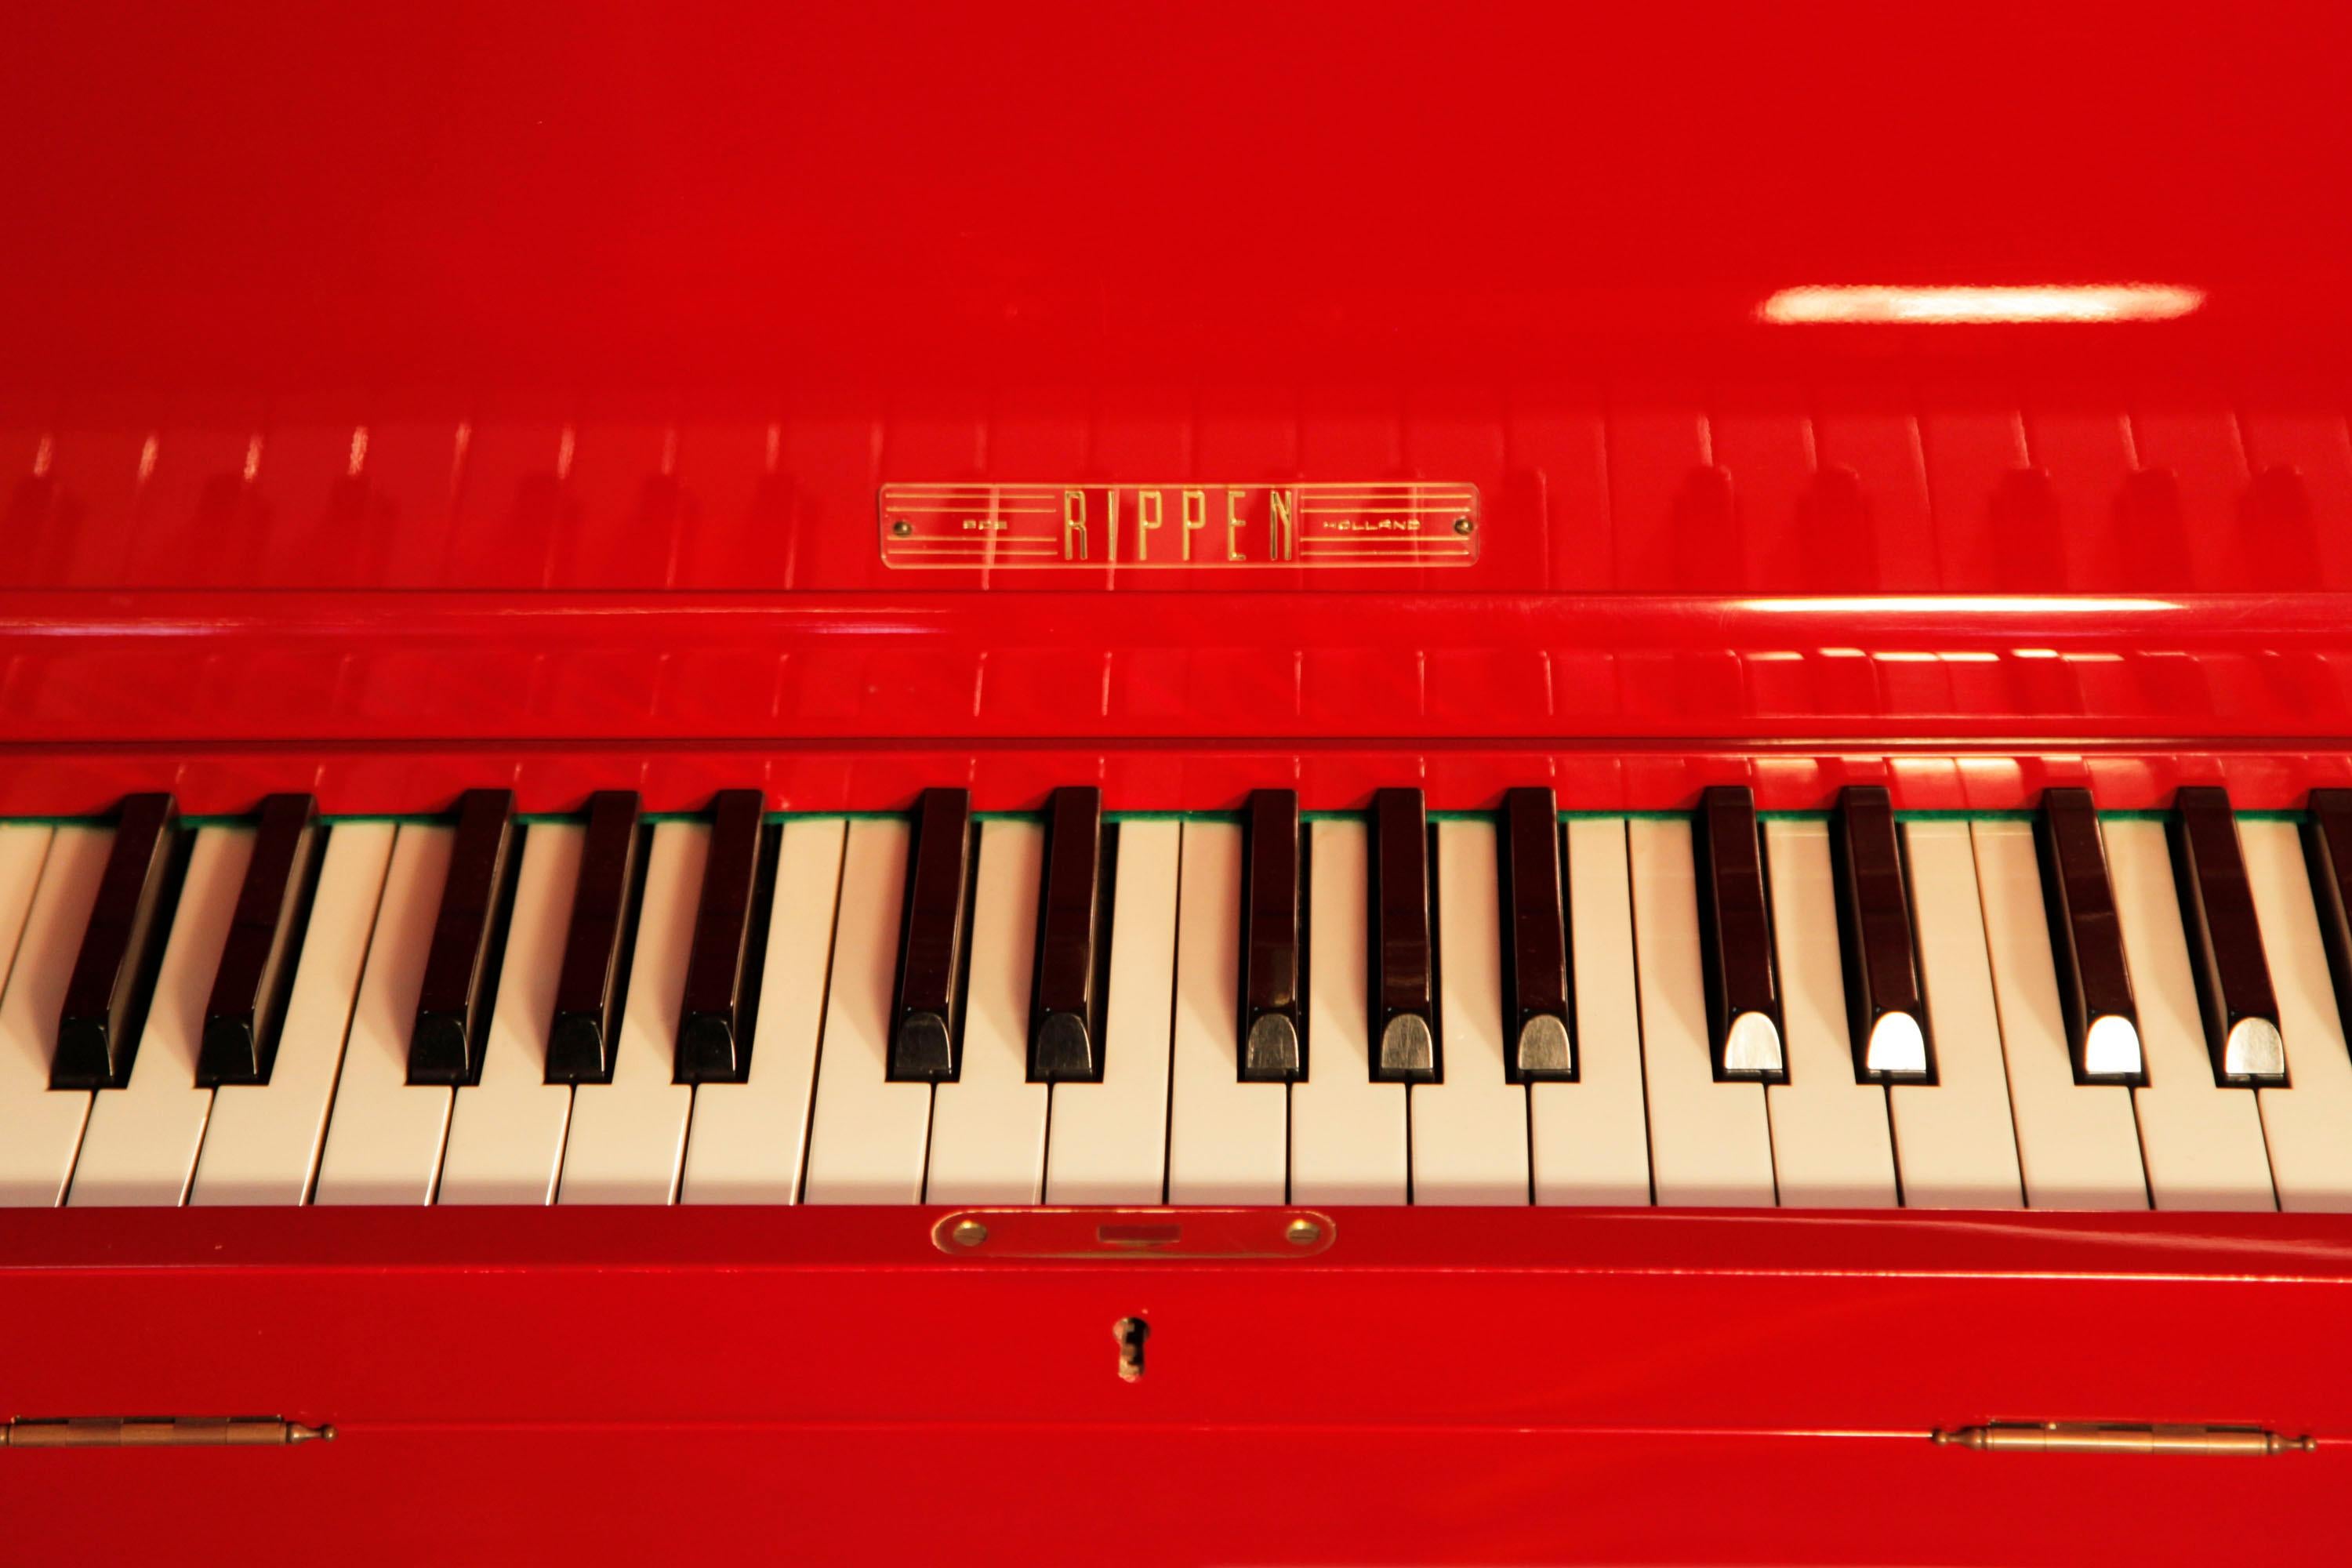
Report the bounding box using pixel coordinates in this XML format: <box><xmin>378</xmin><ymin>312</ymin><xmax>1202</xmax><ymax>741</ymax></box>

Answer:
<box><xmin>933</xmin><ymin>1207</ymin><xmax>1337</xmax><ymax>1258</ymax></box>
<box><xmin>880</xmin><ymin>482</ymin><xmax>1479</xmax><ymax>568</ymax></box>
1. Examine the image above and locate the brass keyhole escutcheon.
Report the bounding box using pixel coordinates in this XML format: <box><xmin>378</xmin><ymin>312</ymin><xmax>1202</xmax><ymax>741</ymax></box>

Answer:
<box><xmin>1114</xmin><ymin>1316</ymin><xmax>1149</xmax><ymax>1382</ymax></box>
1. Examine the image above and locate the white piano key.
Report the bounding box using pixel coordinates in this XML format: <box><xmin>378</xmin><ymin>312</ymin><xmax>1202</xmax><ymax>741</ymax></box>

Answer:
<box><xmin>2240</xmin><ymin>818</ymin><xmax>2352</xmax><ymax>1210</ymax></box>
<box><xmin>67</xmin><ymin>826</ymin><xmax>251</xmax><ymax>1206</ymax></box>
<box><xmin>924</xmin><ymin>819</ymin><xmax>1049</xmax><ymax>1203</ymax></box>
<box><xmin>1628</xmin><ymin>818</ymin><xmax>1773</xmax><ymax>1206</ymax></box>
<box><xmin>0</xmin><ymin>826</ymin><xmax>99</xmax><ymax>1206</ymax></box>
<box><xmin>1167</xmin><ymin>821</ymin><xmax>1287</xmax><ymax>1203</ymax></box>
<box><xmin>1410</xmin><ymin>819</ymin><xmax>1530</xmax><ymax>1205</ymax></box>
<box><xmin>557</xmin><ymin>821</ymin><xmax>700</xmax><ymax>1204</ymax></box>
<box><xmin>1047</xmin><ymin>819</ymin><xmax>1179</xmax><ymax>1203</ymax></box>
<box><xmin>1888</xmin><ymin>820</ymin><xmax>2024</xmax><ymax>1208</ymax></box>
<box><xmin>1969</xmin><ymin>819</ymin><xmax>2147</xmax><ymax>1208</ymax></box>
<box><xmin>1532</xmin><ymin>818</ymin><xmax>1653</xmax><ymax>1205</ymax></box>
<box><xmin>683</xmin><ymin>818</ymin><xmax>846</xmax><ymax>1203</ymax></box>
<box><xmin>1760</xmin><ymin>819</ymin><xmax>1897</xmax><ymax>1207</ymax></box>
<box><xmin>191</xmin><ymin>824</ymin><xmax>394</xmax><ymax>1205</ymax></box>
<box><xmin>1289</xmin><ymin>820</ymin><xmax>1407</xmax><ymax>1204</ymax></box>
<box><xmin>0</xmin><ymin>828</ymin><xmax>53</xmax><ymax>989</ymax></box>
<box><xmin>0</xmin><ymin>829</ymin><xmax>52</xmax><ymax>989</ymax></box>
<box><xmin>803</xmin><ymin>818</ymin><xmax>932</xmax><ymax>1203</ymax></box>
<box><xmin>2105</xmin><ymin>818</ymin><xmax>2276</xmax><ymax>1210</ymax></box>
<box><xmin>438</xmin><ymin>822</ymin><xmax>579</xmax><ymax>1204</ymax></box>
<box><xmin>312</xmin><ymin>825</ymin><xmax>457</xmax><ymax>1205</ymax></box>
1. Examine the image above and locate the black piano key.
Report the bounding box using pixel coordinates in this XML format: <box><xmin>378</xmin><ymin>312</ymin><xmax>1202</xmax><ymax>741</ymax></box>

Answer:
<box><xmin>1692</xmin><ymin>785</ymin><xmax>1785</xmax><ymax>1083</ymax></box>
<box><xmin>53</xmin><ymin>793</ymin><xmax>183</xmax><ymax>1090</ymax></box>
<box><xmin>677</xmin><ymin>790</ymin><xmax>768</xmax><ymax>1083</ymax></box>
<box><xmin>891</xmin><ymin>786</ymin><xmax>973</xmax><ymax>1082</ymax></box>
<box><xmin>2034</xmin><ymin>787</ymin><xmax>2144</xmax><ymax>1084</ymax></box>
<box><xmin>545</xmin><ymin>790</ymin><xmax>644</xmax><ymax>1084</ymax></box>
<box><xmin>408</xmin><ymin>788</ymin><xmax>516</xmax><ymax>1086</ymax></box>
<box><xmin>1830</xmin><ymin>785</ymin><xmax>1933</xmax><ymax>1083</ymax></box>
<box><xmin>1239</xmin><ymin>789</ymin><xmax>1304</xmax><ymax>1083</ymax></box>
<box><xmin>1030</xmin><ymin>786</ymin><xmax>1107</xmax><ymax>1082</ymax></box>
<box><xmin>197</xmin><ymin>793</ymin><xmax>322</xmax><ymax>1087</ymax></box>
<box><xmin>2306</xmin><ymin>790</ymin><xmax>2352</xmax><ymax>1051</ymax></box>
<box><xmin>1497</xmin><ymin>786</ymin><xmax>1573</xmax><ymax>1082</ymax></box>
<box><xmin>734</xmin><ymin>820</ymin><xmax>783</xmax><ymax>1076</ymax></box>
<box><xmin>1368</xmin><ymin>786</ymin><xmax>1438</xmax><ymax>1083</ymax></box>
<box><xmin>2169</xmin><ymin>786</ymin><xmax>2286</xmax><ymax>1084</ymax></box>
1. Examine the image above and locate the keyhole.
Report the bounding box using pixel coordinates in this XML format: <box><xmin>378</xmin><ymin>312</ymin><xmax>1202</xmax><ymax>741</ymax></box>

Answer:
<box><xmin>1114</xmin><ymin>1316</ymin><xmax>1149</xmax><ymax>1382</ymax></box>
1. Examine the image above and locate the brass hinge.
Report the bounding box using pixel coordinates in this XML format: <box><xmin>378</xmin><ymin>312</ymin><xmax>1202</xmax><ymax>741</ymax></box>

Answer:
<box><xmin>2</xmin><ymin>1417</ymin><xmax>332</xmax><ymax>1449</ymax></box>
<box><xmin>1936</xmin><ymin>1421</ymin><xmax>2312</xmax><ymax>1456</ymax></box>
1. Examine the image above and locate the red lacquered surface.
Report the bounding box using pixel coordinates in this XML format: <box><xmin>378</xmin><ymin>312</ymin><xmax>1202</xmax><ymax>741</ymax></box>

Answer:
<box><xmin>5</xmin><ymin>4</ymin><xmax>2351</xmax><ymax>387</ymax></box>
<box><xmin>7</xmin><ymin>588</ymin><xmax>2352</xmax><ymax>744</ymax></box>
<box><xmin>14</xmin><ymin>1428</ymin><xmax>2352</xmax><ymax>1567</ymax></box>
<box><xmin>6</xmin><ymin>2</ymin><xmax>2352</xmax><ymax>1562</ymax></box>
<box><xmin>5</xmin><ymin>572</ymin><xmax>2352</xmax><ymax>811</ymax></box>
<box><xmin>3</xmin><ymin>5</ymin><xmax>2351</xmax><ymax>817</ymax></box>
<box><xmin>12</xmin><ymin>1205</ymin><xmax>2352</xmax><ymax>1432</ymax></box>
<box><xmin>3</xmin><ymin>1207</ymin><xmax>2351</xmax><ymax>1563</ymax></box>
<box><xmin>11</xmin><ymin>739</ymin><xmax>2352</xmax><ymax>818</ymax></box>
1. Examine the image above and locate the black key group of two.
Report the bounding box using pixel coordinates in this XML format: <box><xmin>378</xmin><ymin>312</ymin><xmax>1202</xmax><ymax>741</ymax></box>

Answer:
<box><xmin>1704</xmin><ymin>782</ymin><xmax>2330</xmax><ymax>1095</ymax></box>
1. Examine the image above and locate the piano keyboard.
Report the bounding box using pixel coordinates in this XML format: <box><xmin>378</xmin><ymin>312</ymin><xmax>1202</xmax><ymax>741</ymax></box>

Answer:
<box><xmin>5</xmin><ymin>786</ymin><xmax>2352</xmax><ymax>1213</ymax></box>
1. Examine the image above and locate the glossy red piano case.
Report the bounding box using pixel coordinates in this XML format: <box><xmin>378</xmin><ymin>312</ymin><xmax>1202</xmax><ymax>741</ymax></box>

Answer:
<box><xmin>4</xmin><ymin>3</ymin><xmax>2352</xmax><ymax>1563</ymax></box>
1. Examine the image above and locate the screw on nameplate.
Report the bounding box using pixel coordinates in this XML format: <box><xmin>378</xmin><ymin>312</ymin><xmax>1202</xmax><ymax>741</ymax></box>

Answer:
<box><xmin>930</xmin><ymin>1208</ymin><xmax>1336</xmax><ymax>1258</ymax></box>
<box><xmin>1115</xmin><ymin>1318</ymin><xmax>1150</xmax><ymax>1382</ymax></box>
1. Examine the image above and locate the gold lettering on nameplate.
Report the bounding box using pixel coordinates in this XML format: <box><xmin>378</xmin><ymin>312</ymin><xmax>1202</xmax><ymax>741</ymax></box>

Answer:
<box><xmin>1135</xmin><ymin>489</ymin><xmax>1163</xmax><ymax>561</ymax></box>
<box><xmin>880</xmin><ymin>483</ymin><xmax>1478</xmax><ymax>570</ymax></box>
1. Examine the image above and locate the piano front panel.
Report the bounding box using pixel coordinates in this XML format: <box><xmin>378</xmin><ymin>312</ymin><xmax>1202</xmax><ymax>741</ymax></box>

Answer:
<box><xmin>0</xmin><ymin>1195</ymin><xmax>2343</xmax><ymax>1565</ymax></box>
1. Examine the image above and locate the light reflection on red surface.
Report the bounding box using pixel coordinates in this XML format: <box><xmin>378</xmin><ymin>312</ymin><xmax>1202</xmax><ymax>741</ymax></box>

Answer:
<box><xmin>1740</xmin><ymin>595</ymin><xmax>2178</xmax><ymax>614</ymax></box>
<box><xmin>1761</xmin><ymin>283</ymin><xmax>2205</xmax><ymax>325</ymax></box>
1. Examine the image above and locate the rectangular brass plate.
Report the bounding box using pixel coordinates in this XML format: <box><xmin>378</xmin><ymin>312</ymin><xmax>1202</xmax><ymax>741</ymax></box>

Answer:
<box><xmin>880</xmin><ymin>482</ymin><xmax>1479</xmax><ymax>568</ymax></box>
<box><xmin>932</xmin><ymin>1207</ymin><xmax>1335</xmax><ymax>1259</ymax></box>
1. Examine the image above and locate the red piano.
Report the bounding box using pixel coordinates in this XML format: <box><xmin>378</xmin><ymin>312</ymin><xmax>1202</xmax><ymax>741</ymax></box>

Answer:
<box><xmin>2</xmin><ymin>4</ymin><xmax>2350</xmax><ymax>1562</ymax></box>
